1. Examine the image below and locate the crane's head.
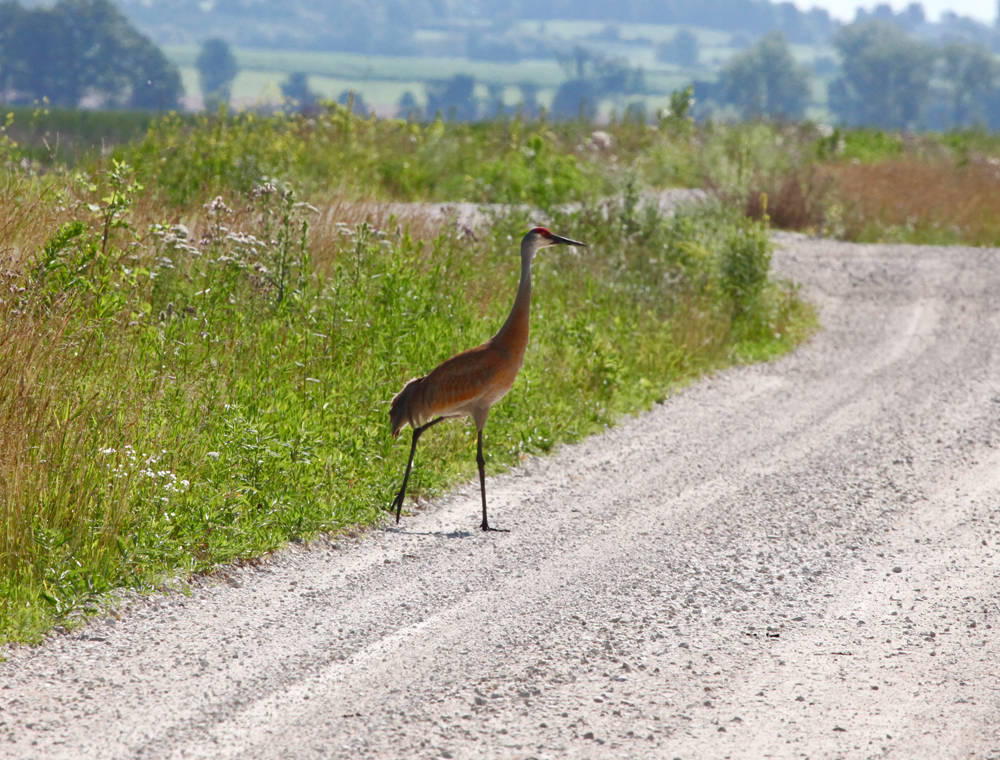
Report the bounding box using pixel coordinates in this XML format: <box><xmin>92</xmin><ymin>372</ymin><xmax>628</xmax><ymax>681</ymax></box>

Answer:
<box><xmin>524</xmin><ymin>227</ymin><xmax>587</xmax><ymax>252</ymax></box>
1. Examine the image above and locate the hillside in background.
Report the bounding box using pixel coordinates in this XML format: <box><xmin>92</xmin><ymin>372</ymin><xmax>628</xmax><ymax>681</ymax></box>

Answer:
<box><xmin>116</xmin><ymin>0</ymin><xmax>838</xmax><ymax>52</ymax></box>
<box><xmin>113</xmin><ymin>0</ymin><xmax>1000</xmax><ymax>56</ymax></box>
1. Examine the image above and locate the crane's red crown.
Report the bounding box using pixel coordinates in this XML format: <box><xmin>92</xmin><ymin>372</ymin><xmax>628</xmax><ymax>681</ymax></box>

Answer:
<box><xmin>531</xmin><ymin>227</ymin><xmax>553</xmax><ymax>238</ymax></box>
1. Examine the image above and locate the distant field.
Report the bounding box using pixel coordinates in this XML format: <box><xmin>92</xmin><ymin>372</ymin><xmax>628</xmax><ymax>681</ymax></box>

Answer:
<box><xmin>176</xmin><ymin>66</ymin><xmax>555</xmax><ymax>113</ymax></box>
<box><xmin>167</xmin><ymin>44</ymin><xmax>704</xmax><ymax>114</ymax></box>
<box><xmin>179</xmin><ymin>63</ymin><xmax>676</xmax><ymax>117</ymax></box>
<box><xmin>164</xmin><ymin>32</ymin><xmax>832</xmax><ymax>115</ymax></box>
<box><xmin>164</xmin><ymin>46</ymin><xmax>567</xmax><ymax>88</ymax></box>
<box><xmin>520</xmin><ymin>19</ymin><xmax>733</xmax><ymax>46</ymax></box>
<box><xmin>1</xmin><ymin>106</ymin><xmax>190</xmax><ymax>162</ymax></box>
<box><xmin>789</xmin><ymin>43</ymin><xmax>837</xmax><ymax>63</ymax></box>
<box><xmin>508</xmin><ymin>20</ymin><xmax>754</xmax><ymax>71</ymax></box>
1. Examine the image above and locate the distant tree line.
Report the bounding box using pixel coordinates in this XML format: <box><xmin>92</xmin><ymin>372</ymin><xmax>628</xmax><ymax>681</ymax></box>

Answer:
<box><xmin>657</xmin><ymin>29</ymin><xmax>701</xmax><ymax>68</ymax></box>
<box><xmin>197</xmin><ymin>38</ymin><xmax>238</xmax><ymax>111</ymax></box>
<box><xmin>693</xmin><ymin>22</ymin><xmax>1000</xmax><ymax>131</ymax></box>
<box><xmin>551</xmin><ymin>47</ymin><xmax>646</xmax><ymax>119</ymax></box>
<box><xmin>828</xmin><ymin>21</ymin><xmax>1000</xmax><ymax>130</ymax></box>
<box><xmin>115</xmin><ymin>0</ymin><xmax>836</xmax><ymax>55</ymax></box>
<box><xmin>0</xmin><ymin>0</ymin><xmax>182</xmax><ymax>109</ymax></box>
<box><xmin>402</xmin><ymin>48</ymin><xmax>646</xmax><ymax>122</ymax></box>
<box><xmin>117</xmin><ymin>0</ymin><xmax>433</xmax><ymax>54</ymax></box>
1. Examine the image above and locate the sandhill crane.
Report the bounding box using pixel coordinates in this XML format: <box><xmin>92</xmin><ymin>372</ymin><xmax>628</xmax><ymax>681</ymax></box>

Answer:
<box><xmin>389</xmin><ymin>227</ymin><xmax>587</xmax><ymax>531</ymax></box>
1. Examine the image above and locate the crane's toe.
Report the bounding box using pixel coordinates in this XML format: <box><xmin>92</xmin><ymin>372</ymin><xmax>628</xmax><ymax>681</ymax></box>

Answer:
<box><xmin>392</xmin><ymin>490</ymin><xmax>407</xmax><ymax>523</ymax></box>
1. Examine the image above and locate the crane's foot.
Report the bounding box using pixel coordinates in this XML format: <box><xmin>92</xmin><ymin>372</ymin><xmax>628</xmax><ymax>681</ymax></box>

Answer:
<box><xmin>481</xmin><ymin>521</ymin><xmax>510</xmax><ymax>533</ymax></box>
<box><xmin>391</xmin><ymin>491</ymin><xmax>407</xmax><ymax>523</ymax></box>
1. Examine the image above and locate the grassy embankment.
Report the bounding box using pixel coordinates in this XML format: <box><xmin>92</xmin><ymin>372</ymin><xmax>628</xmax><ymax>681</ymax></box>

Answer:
<box><xmin>0</xmin><ymin>106</ymin><xmax>198</xmax><ymax>165</ymax></box>
<box><xmin>0</xmin><ymin>108</ymin><xmax>817</xmax><ymax>644</ymax></box>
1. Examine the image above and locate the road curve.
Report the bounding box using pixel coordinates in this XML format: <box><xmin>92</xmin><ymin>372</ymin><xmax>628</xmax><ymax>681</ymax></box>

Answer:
<box><xmin>3</xmin><ymin>234</ymin><xmax>1000</xmax><ymax>759</ymax></box>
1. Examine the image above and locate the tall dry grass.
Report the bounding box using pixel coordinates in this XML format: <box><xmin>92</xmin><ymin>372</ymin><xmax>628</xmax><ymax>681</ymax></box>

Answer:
<box><xmin>0</xmin><ymin>300</ymin><xmax>146</xmax><ymax>615</ymax></box>
<box><xmin>744</xmin><ymin>167</ymin><xmax>835</xmax><ymax>232</ymax></box>
<box><xmin>0</xmin><ymin>172</ymin><xmax>159</xmax><ymax>635</ymax></box>
<box><xmin>0</xmin><ymin>176</ymin><xmax>75</xmax><ymax>271</ymax></box>
<box><xmin>829</xmin><ymin>158</ymin><xmax>1000</xmax><ymax>245</ymax></box>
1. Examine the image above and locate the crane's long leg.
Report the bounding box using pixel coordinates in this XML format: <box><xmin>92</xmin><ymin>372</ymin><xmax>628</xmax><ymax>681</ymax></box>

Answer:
<box><xmin>478</xmin><ymin>429</ymin><xmax>508</xmax><ymax>532</ymax></box>
<box><xmin>393</xmin><ymin>417</ymin><xmax>445</xmax><ymax>523</ymax></box>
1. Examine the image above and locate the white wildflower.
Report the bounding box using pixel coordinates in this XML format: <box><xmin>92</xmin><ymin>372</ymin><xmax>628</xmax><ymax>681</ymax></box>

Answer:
<box><xmin>588</xmin><ymin>130</ymin><xmax>614</xmax><ymax>151</ymax></box>
<box><xmin>205</xmin><ymin>196</ymin><xmax>232</xmax><ymax>214</ymax></box>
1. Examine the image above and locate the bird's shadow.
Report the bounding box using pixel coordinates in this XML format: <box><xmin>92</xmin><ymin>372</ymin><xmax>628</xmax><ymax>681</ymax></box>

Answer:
<box><xmin>383</xmin><ymin>527</ymin><xmax>476</xmax><ymax>539</ymax></box>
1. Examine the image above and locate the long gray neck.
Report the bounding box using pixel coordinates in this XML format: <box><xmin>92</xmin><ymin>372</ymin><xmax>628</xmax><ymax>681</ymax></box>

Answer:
<box><xmin>493</xmin><ymin>238</ymin><xmax>536</xmax><ymax>344</ymax></box>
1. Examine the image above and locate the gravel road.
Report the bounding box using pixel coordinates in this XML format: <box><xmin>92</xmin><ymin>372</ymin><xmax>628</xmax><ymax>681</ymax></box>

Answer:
<box><xmin>3</xmin><ymin>234</ymin><xmax>1000</xmax><ymax>759</ymax></box>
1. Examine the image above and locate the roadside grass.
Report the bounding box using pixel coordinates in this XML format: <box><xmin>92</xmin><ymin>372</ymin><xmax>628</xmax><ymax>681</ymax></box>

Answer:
<box><xmin>0</xmin><ymin>107</ymin><xmax>196</xmax><ymax>165</ymax></box>
<box><xmin>19</xmin><ymin>103</ymin><xmax>1000</xmax><ymax>249</ymax></box>
<box><xmin>0</xmin><ymin>137</ymin><xmax>812</xmax><ymax>642</ymax></box>
<box><xmin>120</xmin><ymin>109</ymin><xmax>608</xmax><ymax>209</ymax></box>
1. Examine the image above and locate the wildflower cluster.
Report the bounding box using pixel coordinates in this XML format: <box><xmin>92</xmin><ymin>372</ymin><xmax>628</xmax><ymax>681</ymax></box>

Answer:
<box><xmin>99</xmin><ymin>446</ymin><xmax>190</xmax><ymax>504</ymax></box>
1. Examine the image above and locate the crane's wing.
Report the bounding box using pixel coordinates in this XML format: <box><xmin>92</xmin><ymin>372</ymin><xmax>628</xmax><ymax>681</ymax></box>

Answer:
<box><xmin>390</xmin><ymin>342</ymin><xmax>512</xmax><ymax>436</ymax></box>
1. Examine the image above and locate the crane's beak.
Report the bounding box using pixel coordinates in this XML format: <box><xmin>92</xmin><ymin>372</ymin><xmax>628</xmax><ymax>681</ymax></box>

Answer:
<box><xmin>549</xmin><ymin>234</ymin><xmax>586</xmax><ymax>247</ymax></box>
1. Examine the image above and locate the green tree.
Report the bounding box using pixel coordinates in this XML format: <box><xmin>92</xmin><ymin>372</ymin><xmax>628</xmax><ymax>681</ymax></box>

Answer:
<box><xmin>942</xmin><ymin>40</ymin><xmax>997</xmax><ymax>127</ymax></box>
<box><xmin>0</xmin><ymin>0</ymin><xmax>181</xmax><ymax>108</ymax></box>
<box><xmin>721</xmin><ymin>32</ymin><xmax>811</xmax><ymax>119</ymax></box>
<box><xmin>657</xmin><ymin>28</ymin><xmax>700</xmax><ymax>67</ymax></box>
<box><xmin>3</xmin><ymin>4</ymin><xmax>74</xmax><ymax>104</ymax></box>
<box><xmin>196</xmin><ymin>38</ymin><xmax>238</xmax><ymax>111</ymax></box>
<box><xmin>828</xmin><ymin>21</ymin><xmax>935</xmax><ymax>129</ymax></box>
<box><xmin>0</xmin><ymin>1</ymin><xmax>19</xmax><ymax>95</ymax></box>
<box><xmin>485</xmin><ymin>82</ymin><xmax>505</xmax><ymax>116</ymax></box>
<box><xmin>551</xmin><ymin>78</ymin><xmax>599</xmax><ymax>120</ymax></box>
<box><xmin>425</xmin><ymin>75</ymin><xmax>477</xmax><ymax>121</ymax></box>
<box><xmin>552</xmin><ymin>47</ymin><xmax>596</xmax><ymax>119</ymax></box>
<box><xmin>551</xmin><ymin>46</ymin><xmax>644</xmax><ymax>121</ymax></box>
<box><xmin>337</xmin><ymin>89</ymin><xmax>370</xmax><ymax>116</ymax></box>
<box><xmin>397</xmin><ymin>91</ymin><xmax>420</xmax><ymax>119</ymax></box>
<box><xmin>517</xmin><ymin>81</ymin><xmax>540</xmax><ymax>118</ymax></box>
<box><xmin>280</xmin><ymin>71</ymin><xmax>317</xmax><ymax>112</ymax></box>
<box><xmin>125</xmin><ymin>44</ymin><xmax>183</xmax><ymax>110</ymax></box>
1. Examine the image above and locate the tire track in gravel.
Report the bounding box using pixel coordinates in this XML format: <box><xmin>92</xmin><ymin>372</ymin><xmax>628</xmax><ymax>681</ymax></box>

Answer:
<box><xmin>2</xmin><ymin>233</ymin><xmax>999</xmax><ymax>760</ymax></box>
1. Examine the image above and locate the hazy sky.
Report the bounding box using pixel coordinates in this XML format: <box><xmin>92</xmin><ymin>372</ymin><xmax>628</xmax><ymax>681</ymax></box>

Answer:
<box><xmin>805</xmin><ymin>0</ymin><xmax>996</xmax><ymax>22</ymax></box>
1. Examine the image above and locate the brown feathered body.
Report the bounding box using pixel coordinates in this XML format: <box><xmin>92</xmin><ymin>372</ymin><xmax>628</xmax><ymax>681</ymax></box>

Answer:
<box><xmin>389</xmin><ymin>258</ymin><xmax>531</xmax><ymax>436</ymax></box>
